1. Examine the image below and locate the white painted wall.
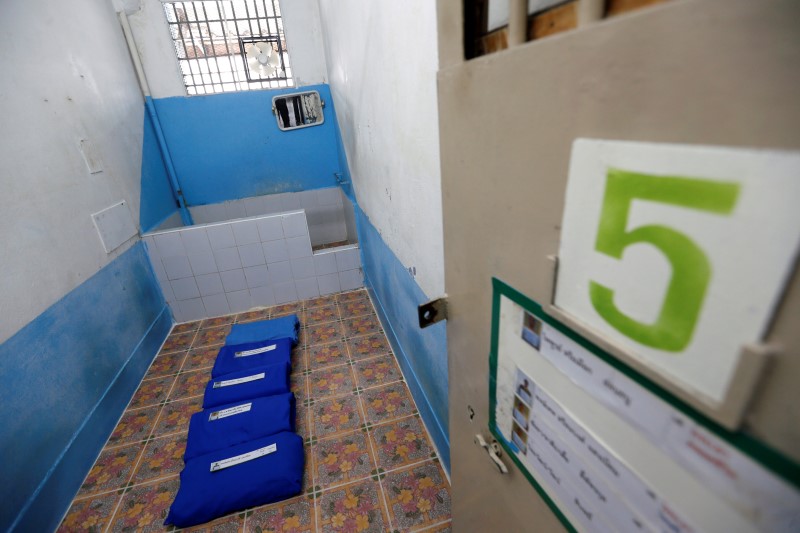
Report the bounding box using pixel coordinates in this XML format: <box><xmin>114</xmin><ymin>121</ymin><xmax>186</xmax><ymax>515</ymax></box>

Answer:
<box><xmin>0</xmin><ymin>0</ymin><xmax>145</xmax><ymax>342</ymax></box>
<box><xmin>126</xmin><ymin>0</ymin><xmax>328</xmax><ymax>98</ymax></box>
<box><xmin>317</xmin><ymin>0</ymin><xmax>445</xmax><ymax>298</ymax></box>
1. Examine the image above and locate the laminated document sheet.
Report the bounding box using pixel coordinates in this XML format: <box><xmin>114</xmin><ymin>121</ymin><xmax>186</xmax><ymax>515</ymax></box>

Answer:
<box><xmin>165</xmin><ymin>432</ymin><xmax>304</xmax><ymax>528</ymax></box>
<box><xmin>211</xmin><ymin>338</ymin><xmax>293</xmax><ymax>378</ymax></box>
<box><xmin>184</xmin><ymin>393</ymin><xmax>296</xmax><ymax>461</ymax></box>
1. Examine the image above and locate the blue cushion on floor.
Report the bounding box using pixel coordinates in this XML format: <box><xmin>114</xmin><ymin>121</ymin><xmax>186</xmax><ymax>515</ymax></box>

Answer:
<box><xmin>211</xmin><ymin>338</ymin><xmax>293</xmax><ymax>378</ymax></box>
<box><xmin>225</xmin><ymin>314</ymin><xmax>300</xmax><ymax>346</ymax></box>
<box><xmin>185</xmin><ymin>393</ymin><xmax>296</xmax><ymax>461</ymax></box>
<box><xmin>165</xmin><ymin>432</ymin><xmax>304</xmax><ymax>528</ymax></box>
<box><xmin>202</xmin><ymin>362</ymin><xmax>290</xmax><ymax>409</ymax></box>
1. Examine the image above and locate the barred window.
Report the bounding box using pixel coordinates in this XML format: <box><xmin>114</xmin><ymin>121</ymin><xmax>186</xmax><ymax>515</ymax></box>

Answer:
<box><xmin>163</xmin><ymin>0</ymin><xmax>293</xmax><ymax>95</ymax></box>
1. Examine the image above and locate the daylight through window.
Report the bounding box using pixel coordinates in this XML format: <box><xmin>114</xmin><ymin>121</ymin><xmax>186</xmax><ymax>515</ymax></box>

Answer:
<box><xmin>163</xmin><ymin>0</ymin><xmax>293</xmax><ymax>95</ymax></box>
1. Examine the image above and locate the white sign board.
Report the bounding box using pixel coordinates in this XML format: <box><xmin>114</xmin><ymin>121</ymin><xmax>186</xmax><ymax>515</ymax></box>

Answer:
<box><xmin>555</xmin><ymin>140</ymin><xmax>800</xmax><ymax>403</ymax></box>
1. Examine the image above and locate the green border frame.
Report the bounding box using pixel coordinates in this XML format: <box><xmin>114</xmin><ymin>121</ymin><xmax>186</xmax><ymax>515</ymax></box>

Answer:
<box><xmin>488</xmin><ymin>277</ymin><xmax>800</xmax><ymax>531</ymax></box>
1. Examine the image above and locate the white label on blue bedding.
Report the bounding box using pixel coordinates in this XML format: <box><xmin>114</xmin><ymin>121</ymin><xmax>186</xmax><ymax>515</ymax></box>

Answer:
<box><xmin>210</xmin><ymin>443</ymin><xmax>277</xmax><ymax>472</ymax></box>
<box><xmin>209</xmin><ymin>402</ymin><xmax>252</xmax><ymax>421</ymax></box>
<box><xmin>234</xmin><ymin>344</ymin><xmax>277</xmax><ymax>358</ymax></box>
<box><xmin>212</xmin><ymin>372</ymin><xmax>265</xmax><ymax>388</ymax></box>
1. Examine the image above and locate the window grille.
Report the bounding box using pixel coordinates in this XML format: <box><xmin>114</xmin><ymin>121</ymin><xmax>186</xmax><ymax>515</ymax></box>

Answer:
<box><xmin>162</xmin><ymin>0</ymin><xmax>293</xmax><ymax>95</ymax></box>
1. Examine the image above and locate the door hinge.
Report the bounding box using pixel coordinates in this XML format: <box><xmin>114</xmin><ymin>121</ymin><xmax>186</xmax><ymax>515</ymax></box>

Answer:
<box><xmin>418</xmin><ymin>296</ymin><xmax>448</xmax><ymax>328</ymax></box>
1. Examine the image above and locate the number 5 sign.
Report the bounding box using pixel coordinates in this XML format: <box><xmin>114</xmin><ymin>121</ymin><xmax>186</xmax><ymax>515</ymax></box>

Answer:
<box><xmin>555</xmin><ymin>140</ymin><xmax>800</xmax><ymax>405</ymax></box>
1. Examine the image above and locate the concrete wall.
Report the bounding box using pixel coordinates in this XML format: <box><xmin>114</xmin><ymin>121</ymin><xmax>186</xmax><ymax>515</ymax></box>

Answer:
<box><xmin>126</xmin><ymin>0</ymin><xmax>328</xmax><ymax>98</ymax></box>
<box><xmin>317</xmin><ymin>0</ymin><xmax>449</xmax><ymax>468</ymax></box>
<box><xmin>0</xmin><ymin>244</ymin><xmax>170</xmax><ymax>532</ymax></box>
<box><xmin>151</xmin><ymin>84</ymin><xmax>343</xmax><ymax>206</ymax></box>
<box><xmin>0</xmin><ymin>0</ymin><xmax>147</xmax><ymax>343</ymax></box>
<box><xmin>317</xmin><ymin>0</ymin><xmax>444</xmax><ymax>299</ymax></box>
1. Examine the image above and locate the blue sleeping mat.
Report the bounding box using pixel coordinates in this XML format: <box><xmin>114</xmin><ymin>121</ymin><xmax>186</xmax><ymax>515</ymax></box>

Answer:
<box><xmin>211</xmin><ymin>338</ymin><xmax>293</xmax><ymax>378</ymax></box>
<box><xmin>202</xmin><ymin>362</ymin><xmax>290</xmax><ymax>409</ymax></box>
<box><xmin>225</xmin><ymin>314</ymin><xmax>300</xmax><ymax>346</ymax></box>
<box><xmin>165</xmin><ymin>431</ymin><xmax>304</xmax><ymax>528</ymax></box>
<box><xmin>185</xmin><ymin>392</ymin><xmax>296</xmax><ymax>461</ymax></box>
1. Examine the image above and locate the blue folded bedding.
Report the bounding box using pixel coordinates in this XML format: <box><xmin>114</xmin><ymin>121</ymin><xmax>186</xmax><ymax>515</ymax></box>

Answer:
<box><xmin>211</xmin><ymin>338</ymin><xmax>293</xmax><ymax>378</ymax></box>
<box><xmin>185</xmin><ymin>392</ymin><xmax>296</xmax><ymax>461</ymax></box>
<box><xmin>165</xmin><ymin>431</ymin><xmax>304</xmax><ymax>528</ymax></box>
<box><xmin>202</xmin><ymin>362</ymin><xmax>290</xmax><ymax>409</ymax></box>
<box><xmin>225</xmin><ymin>314</ymin><xmax>300</xmax><ymax>346</ymax></box>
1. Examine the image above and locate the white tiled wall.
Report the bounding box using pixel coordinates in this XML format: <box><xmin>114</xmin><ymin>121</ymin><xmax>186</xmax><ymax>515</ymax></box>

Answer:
<box><xmin>181</xmin><ymin>187</ymin><xmax>350</xmax><ymax>247</ymax></box>
<box><xmin>144</xmin><ymin>210</ymin><xmax>363</xmax><ymax>323</ymax></box>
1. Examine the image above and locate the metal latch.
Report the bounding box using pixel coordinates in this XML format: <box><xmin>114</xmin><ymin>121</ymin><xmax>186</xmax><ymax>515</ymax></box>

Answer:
<box><xmin>418</xmin><ymin>296</ymin><xmax>447</xmax><ymax>328</ymax></box>
<box><xmin>474</xmin><ymin>434</ymin><xmax>508</xmax><ymax>474</ymax></box>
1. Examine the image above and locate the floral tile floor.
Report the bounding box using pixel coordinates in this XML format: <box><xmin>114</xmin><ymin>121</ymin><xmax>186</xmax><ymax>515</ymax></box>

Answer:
<box><xmin>59</xmin><ymin>289</ymin><xmax>451</xmax><ymax>533</ymax></box>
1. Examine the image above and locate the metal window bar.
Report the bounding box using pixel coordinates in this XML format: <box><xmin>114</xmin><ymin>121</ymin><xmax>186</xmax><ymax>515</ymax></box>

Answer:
<box><xmin>162</xmin><ymin>0</ymin><xmax>293</xmax><ymax>95</ymax></box>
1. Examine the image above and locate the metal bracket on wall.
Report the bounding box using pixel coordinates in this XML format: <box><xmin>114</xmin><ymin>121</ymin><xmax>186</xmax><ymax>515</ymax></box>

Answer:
<box><xmin>418</xmin><ymin>296</ymin><xmax>448</xmax><ymax>328</ymax></box>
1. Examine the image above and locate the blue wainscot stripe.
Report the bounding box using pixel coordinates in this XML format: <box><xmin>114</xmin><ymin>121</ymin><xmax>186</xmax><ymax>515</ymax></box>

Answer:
<box><xmin>0</xmin><ymin>242</ymin><xmax>171</xmax><ymax>532</ymax></box>
<box><xmin>152</xmin><ymin>84</ymin><xmax>343</xmax><ymax>206</ymax></box>
<box><xmin>355</xmin><ymin>206</ymin><xmax>450</xmax><ymax>473</ymax></box>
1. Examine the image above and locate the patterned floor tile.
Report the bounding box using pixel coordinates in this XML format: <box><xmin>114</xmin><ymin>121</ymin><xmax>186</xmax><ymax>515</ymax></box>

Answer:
<box><xmin>305</xmin><ymin>304</ymin><xmax>339</xmax><ymax>325</ymax></box>
<box><xmin>58</xmin><ymin>491</ymin><xmax>120</xmax><ymax>532</ymax></box>
<box><xmin>305</xmin><ymin>295</ymin><xmax>337</xmax><ymax>309</ymax></box>
<box><xmin>346</xmin><ymin>334</ymin><xmax>391</xmax><ymax>361</ymax></box>
<box><xmin>296</xmin><ymin>404</ymin><xmax>309</xmax><ymax>440</ymax></box>
<box><xmin>172</xmin><ymin>321</ymin><xmax>202</xmax><ymax>335</ymax></box>
<box><xmin>292</xmin><ymin>346</ymin><xmax>308</xmax><ymax>373</ymax></box>
<box><xmin>235</xmin><ymin>308</ymin><xmax>270</xmax><ymax>323</ymax></box>
<box><xmin>341</xmin><ymin>316</ymin><xmax>383</xmax><ymax>339</ymax></box>
<box><xmin>201</xmin><ymin>315</ymin><xmax>235</xmax><ymax>329</ymax></box>
<box><xmin>353</xmin><ymin>356</ymin><xmax>402</xmax><ymax>390</ymax></box>
<box><xmin>132</xmin><ymin>432</ymin><xmax>187</xmax><ymax>484</ymax></box>
<box><xmin>314</xmin><ymin>431</ymin><xmax>375</xmax><ymax>490</ymax></box>
<box><xmin>362</xmin><ymin>383</ymin><xmax>416</xmax><ymax>425</ymax></box>
<box><xmin>336</xmin><ymin>290</ymin><xmax>369</xmax><ymax>303</ymax></box>
<box><xmin>291</xmin><ymin>374</ymin><xmax>308</xmax><ymax>405</ymax></box>
<box><xmin>302</xmin><ymin>443</ymin><xmax>313</xmax><ymax>494</ymax></box>
<box><xmin>382</xmin><ymin>462</ymin><xmax>450</xmax><ymax>531</ymax></box>
<box><xmin>145</xmin><ymin>351</ymin><xmax>186</xmax><ymax>380</ymax></box>
<box><xmin>185</xmin><ymin>514</ymin><xmax>244</xmax><ymax>532</ymax></box>
<box><xmin>106</xmin><ymin>406</ymin><xmax>160</xmax><ymax>448</ymax></box>
<box><xmin>245</xmin><ymin>495</ymin><xmax>314</xmax><ymax>533</ymax></box>
<box><xmin>316</xmin><ymin>479</ymin><xmax>388</xmax><ymax>533</ymax></box>
<box><xmin>160</xmin><ymin>331</ymin><xmax>196</xmax><ymax>354</ymax></box>
<box><xmin>311</xmin><ymin>395</ymin><xmax>363</xmax><ymax>439</ymax></box>
<box><xmin>270</xmin><ymin>302</ymin><xmax>304</xmax><ymax>317</ymax></box>
<box><xmin>129</xmin><ymin>375</ymin><xmax>176</xmax><ymax>410</ymax></box>
<box><xmin>193</xmin><ymin>325</ymin><xmax>231</xmax><ymax>348</ymax></box>
<box><xmin>369</xmin><ymin>417</ymin><xmax>435</xmax><ymax>472</ymax></box>
<box><xmin>77</xmin><ymin>443</ymin><xmax>141</xmax><ymax>497</ymax></box>
<box><xmin>153</xmin><ymin>395</ymin><xmax>204</xmax><ymax>437</ymax></box>
<box><xmin>306</xmin><ymin>322</ymin><xmax>345</xmax><ymax>345</ymax></box>
<box><xmin>108</xmin><ymin>476</ymin><xmax>179</xmax><ymax>532</ymax></box>
<box><xmin>338</xmin><ymin>300</ymin><xmax>374</xmax><ymax>319</ymax></box>
<box><xmin>307</xmin><ymin>342</ymin><xmax>349</xmax><ymax>370</ymax></box>
<box><xmin>183</xmin><ymin>344</ymin><xmax>222</xmax><ymax>372</ymax></box>
<box><xmin>170</xmin><ymin>369</ymin><xmax>210</xmax><ymax>400</ymax></box>
<box><xmin>309</xmin><ymin>365</ymin><xmax>357</xmax><ymax>400</ymax></box>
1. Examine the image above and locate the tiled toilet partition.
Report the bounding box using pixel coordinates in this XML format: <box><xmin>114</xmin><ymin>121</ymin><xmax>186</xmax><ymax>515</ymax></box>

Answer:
<box><xmin>144</xmin><ymin>209</ymin><xmax>363</xmax><ymax>323</ymax></box>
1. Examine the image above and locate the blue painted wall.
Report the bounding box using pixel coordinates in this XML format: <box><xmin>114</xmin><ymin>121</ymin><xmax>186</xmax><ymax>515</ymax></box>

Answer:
<box><xmin>151</xmin><ymin>84</ymin><xmax>342</xmax><ymax>206</ymax></box>
<box><xmin>140</xmin><ymin>108</ymin><xmax>179</xmax><ymax>232</ymax></box>
<box><xmin>0</xmin><ymin>242</ymin><xmax>172</xmax><ymax>532</ymax></box>
<box><xmin>355</xmin><ymin>206</ymin><xmax>450</xmax><ymax>472</ymax></box>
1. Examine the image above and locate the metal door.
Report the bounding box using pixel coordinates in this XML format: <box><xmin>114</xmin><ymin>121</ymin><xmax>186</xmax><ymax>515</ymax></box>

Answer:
<box><xmin>436</xmin><ymin>0</ymin><xmax>800</xmax><ymax>530</ymax></box>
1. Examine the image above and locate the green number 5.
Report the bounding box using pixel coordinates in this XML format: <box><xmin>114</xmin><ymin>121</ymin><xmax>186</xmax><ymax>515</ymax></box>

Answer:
<box><xmin>590</xmin><ymin>169</ymin><xmax>740</xmax><ymax>352</ymax></box>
